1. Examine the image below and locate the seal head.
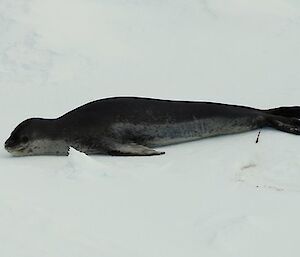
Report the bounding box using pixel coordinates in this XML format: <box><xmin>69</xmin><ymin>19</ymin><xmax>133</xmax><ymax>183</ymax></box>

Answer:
<box><xmin>5</xmin><ymin>118</ymin><xmax>69</xmax><ymax>156</ymax></box>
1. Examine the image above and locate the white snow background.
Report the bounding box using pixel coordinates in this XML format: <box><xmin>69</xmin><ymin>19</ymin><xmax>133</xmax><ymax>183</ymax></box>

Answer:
<box><xmin>1</xmin><ymin>0</ymin><xmax>300</xmax><ymax>256</ymax></box>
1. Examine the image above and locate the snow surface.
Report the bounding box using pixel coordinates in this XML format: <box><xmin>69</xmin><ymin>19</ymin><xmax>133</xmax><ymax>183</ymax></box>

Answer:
<box><xmin>1</xmin><ymin>0</ymin><xmax>300</xmax><ymax>256</ymax></box>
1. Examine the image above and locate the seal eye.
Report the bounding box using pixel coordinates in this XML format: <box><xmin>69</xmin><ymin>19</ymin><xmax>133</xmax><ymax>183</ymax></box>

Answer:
<box><xmin>21</xmin><ymin>136</ymin><xmax>29</xmax><ymax>143</ymax></box>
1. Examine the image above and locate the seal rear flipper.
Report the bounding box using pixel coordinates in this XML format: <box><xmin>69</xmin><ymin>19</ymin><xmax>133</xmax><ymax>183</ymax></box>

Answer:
<box><xmin>267</xmin><ymin>116</ymin><xmax>300</xmax><ymax>135</ymax></box>
<box><xmin>266</xmin><ymin>106</ymin><xmax>300</xmax><ymax>119</ymax></box>
<box><xmin>107</xmin><ymin>143</ymin><xmax>165</xmax><ymax>156</ymax></box>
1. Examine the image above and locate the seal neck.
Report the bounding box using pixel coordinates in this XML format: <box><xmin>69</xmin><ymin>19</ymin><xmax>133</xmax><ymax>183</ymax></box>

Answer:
<box><xmin>33</xmin><ymin>118</ymin><xmax>61</xmax><ymax>140</ymax></box>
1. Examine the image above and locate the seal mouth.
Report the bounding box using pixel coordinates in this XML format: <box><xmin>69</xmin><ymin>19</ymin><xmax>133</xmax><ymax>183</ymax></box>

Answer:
<box><xmin>5</xmin><ymin>145</ymin><xmax>27</xmax><ymax>154</ymax></box>
<box><xmin>5</xmin><ymin>138</ymin><xmax>28</xmax><ymax>154</ymax></box>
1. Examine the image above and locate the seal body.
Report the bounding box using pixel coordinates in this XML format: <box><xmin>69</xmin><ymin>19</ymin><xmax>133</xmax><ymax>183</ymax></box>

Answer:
<box><xmin>5</xmin><ymin>97</ymin><xmax>300</xmax><ymax>156</ymax></box>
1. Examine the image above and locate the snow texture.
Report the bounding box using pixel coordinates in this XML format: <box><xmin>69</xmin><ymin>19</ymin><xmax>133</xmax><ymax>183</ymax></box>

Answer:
<box><xmin>1</xmin><ymin>0</ymin><xmax>300</xmax><ymax>256</ymax></box>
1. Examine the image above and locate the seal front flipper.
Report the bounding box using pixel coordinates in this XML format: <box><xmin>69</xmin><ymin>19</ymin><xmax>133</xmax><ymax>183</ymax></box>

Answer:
<box><xmin>107</xmin><ymin>143</ymin><xmax>165</xmax><ymax>156</ymax></box>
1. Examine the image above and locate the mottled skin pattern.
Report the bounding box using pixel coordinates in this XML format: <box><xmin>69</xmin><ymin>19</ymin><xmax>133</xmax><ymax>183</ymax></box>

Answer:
<box><xmin>4</xmin><ymin>97</ymin><xmax>300</xmax><ymax>156</ymax></box>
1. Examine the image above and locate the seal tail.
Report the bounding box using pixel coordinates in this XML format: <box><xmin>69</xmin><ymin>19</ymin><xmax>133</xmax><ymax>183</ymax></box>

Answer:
<box><xmin>264</xmin><ymin>106</ymin><xmax>300</xmax><ymax>135</ymax></box>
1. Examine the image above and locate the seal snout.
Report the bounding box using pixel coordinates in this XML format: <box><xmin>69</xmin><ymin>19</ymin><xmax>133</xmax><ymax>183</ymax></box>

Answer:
<box><xmin>5</xmin><ymin>137</ymin><xmax>14</xmax><ymax>150</ymax></box>
<box><xmin>4</xmin><ymin>136</ymin><xmax>23</xmax><ymax>151</ymax></box>
<box><xmin>5</xmin><ymin>136</ymin><xmax>28</xmax><ymax>155</ymax></box>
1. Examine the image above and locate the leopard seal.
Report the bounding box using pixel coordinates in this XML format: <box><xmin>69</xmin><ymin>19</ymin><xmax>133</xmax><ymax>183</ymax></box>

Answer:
<box><xmin>4</xmin><ymin>97</ymin><xmax>300</xmax><ymax>156</ymax></box>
